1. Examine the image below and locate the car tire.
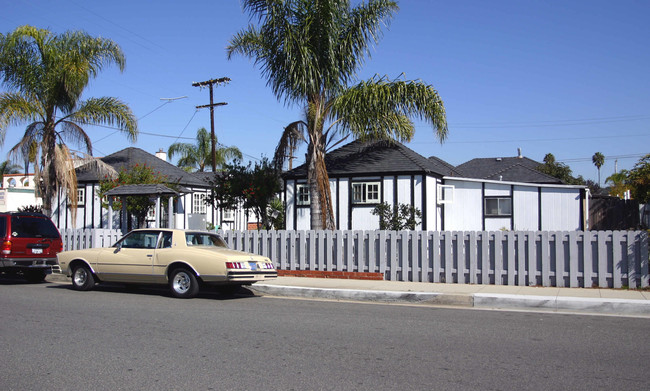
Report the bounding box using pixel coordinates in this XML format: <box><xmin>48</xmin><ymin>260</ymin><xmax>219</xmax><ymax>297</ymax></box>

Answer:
<box><xmin>24</xmin><ymin>270</ymin><xmax>47</xmax><ymax>283</ymax></box>
<box><xmin>169</xmin><ymin>268</ymin><xmax>199</xmax><ymax>299</ymax></box>
<box><xmin>71</xmin><ymin>265</ymin><xmax>95</xmax><ymax>291</ymax></box>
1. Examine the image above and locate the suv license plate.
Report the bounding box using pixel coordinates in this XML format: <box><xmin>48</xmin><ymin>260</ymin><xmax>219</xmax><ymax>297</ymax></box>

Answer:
<box><xmin>31</xmin><ymin>248</ymin><xmax>43</xmax><ymax>254</ymax></box>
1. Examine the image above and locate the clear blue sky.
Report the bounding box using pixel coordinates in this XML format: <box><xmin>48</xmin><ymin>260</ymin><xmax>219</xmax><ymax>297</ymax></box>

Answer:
<box><xmin>1</xmin><ymin>0</ymin><xmax>648</xmax><ymax>183</ymax></box>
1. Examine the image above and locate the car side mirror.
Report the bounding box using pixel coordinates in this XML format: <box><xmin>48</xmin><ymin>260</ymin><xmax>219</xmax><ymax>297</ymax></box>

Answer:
<box><xmin>114</xmin><ymin>243</ymin><xmax>122</xmax><ymax>253</ymax></box>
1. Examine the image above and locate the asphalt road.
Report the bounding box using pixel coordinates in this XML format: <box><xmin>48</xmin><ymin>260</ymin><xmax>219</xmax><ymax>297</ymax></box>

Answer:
<box><xmin>1</xmin><ymin>277</ymin><xmax>649</xmax><ymax>391</ymax></box>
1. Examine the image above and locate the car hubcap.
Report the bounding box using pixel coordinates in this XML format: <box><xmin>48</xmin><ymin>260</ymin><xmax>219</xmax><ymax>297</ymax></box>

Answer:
<box><xmin>173</xmin><ymin>272</ymin><xmax>190</xmax><ymax>293</ymax></box>
<box><xmin>74</xmin><ymin>269</ymin><xmax>87</xmax><ymax>286</ymax></box>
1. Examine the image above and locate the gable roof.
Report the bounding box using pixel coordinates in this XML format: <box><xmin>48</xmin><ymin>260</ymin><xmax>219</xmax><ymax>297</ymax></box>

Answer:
<box><xmin>428</xmin><ymin>156</ymin><xmax>464</xmax><ymax>177</ymax></box>
<box><xmin>455</xmin><ymin>156</ymin><xmax>562</xmax><ymax>184</ymax></box>
<box><xmin>283</xmin><ymin>139</ymin><xmax>451</xmax><ymax>179</ymax></box>
<box><xmin>75</xmin><ymin>147</ymin><xmax>206</xmax><ymax>187</ymax></box>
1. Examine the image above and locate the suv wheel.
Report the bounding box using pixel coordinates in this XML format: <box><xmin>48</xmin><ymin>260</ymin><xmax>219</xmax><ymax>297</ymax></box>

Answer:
<box><xmin>71</xmin><ymin>265</ymin><xmax>95</xmax><ymax>291</ymax></box>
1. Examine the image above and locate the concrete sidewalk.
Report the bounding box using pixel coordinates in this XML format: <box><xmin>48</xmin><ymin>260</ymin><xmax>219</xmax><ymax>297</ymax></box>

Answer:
<box><xmin>47</xmin><ymin>274</ymin><xmax>650</xmax><ymax>317</ymax></box>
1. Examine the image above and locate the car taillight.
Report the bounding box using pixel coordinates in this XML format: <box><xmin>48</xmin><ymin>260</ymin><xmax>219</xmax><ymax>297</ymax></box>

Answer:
<box><xmin>226</xmin><ymin>262</ymin><xmax>246</xmax><ymax>269</ymax></box>
<box><xmin>1</xmin><ymin>240</ymin><xmax>11</xmax><ymax>255</ymax></box>
<box><xmin>56</xmin><ymin>241</ymin><xmax>63</xmax><ymax>253</ymax></box>
<box><xmin>262</xmin><ymin>263</ymin><xmax>275</xmax><ymax>269</ymax></box>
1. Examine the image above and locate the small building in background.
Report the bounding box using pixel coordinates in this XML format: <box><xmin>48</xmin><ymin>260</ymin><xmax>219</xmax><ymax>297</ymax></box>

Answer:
<box><xmin>0</xmin><ymin>173</ymin><xmax>41</xmax><ymax>212</ymax></box>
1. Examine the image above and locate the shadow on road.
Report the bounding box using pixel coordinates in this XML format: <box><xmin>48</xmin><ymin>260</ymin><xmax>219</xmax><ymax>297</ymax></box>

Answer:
<box><xmin>44</xmin><ymin>280</ymin><xmax>258</xmax><ymax>301</ymax></box>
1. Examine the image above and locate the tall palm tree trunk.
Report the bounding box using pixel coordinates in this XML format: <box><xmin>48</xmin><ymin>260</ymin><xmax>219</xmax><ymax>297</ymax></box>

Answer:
<box><xmin>306</xmin><ymin>99</ymin><xmax>335</xmax><ymax>230</ymax></box>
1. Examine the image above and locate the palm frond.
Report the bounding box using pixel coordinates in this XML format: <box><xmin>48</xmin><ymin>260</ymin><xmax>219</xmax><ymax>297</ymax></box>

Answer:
<box><xmin>64</xmin><ymin>97</ymin><xmax>137</xmax><ymax>142</ymax></box>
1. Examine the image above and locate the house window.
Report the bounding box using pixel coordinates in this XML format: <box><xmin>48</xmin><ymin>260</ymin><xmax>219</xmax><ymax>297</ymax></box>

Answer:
<box><xmin>77</xmin><ymin>188</ymin><xmax>85</xmax><ymax>206</ymax></box>
<box><xmin>222</xmin><ymin>209</ymin><xmax>234</xmax><ymax>221</ymax></box>
<box><xmin>437</xmin><ymin>185</ymin><xmax>454</xmax><ymax>204</ymax></box>
<box><xmin>352</xmin><ymin>182</ymin><xmax>380</xmax><ymax>204</ymax></box>
<box><xmin>193</xmin><ymin>193</ymin><xmax>207</xmax><ymax>214</ymax></box>
<box><xmin>484</xmin><ymin>197</ymin><xmax>512</xmax><ymax>217</ymax></box>
<box><xmin>296</xmin><ymin>184</ymin><xmax>310</xmax><ymax>206</ymax></box>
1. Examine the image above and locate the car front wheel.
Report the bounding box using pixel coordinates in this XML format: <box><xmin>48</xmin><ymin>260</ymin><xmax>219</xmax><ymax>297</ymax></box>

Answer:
<box><xmin>71</xmin><ymin>265</ymin><xmax>95</xmax><ymax>291</ymax></box>
<box><xmin>169</xmin><ymin>268</ymin><xmax>199</xmax><ymax>298</ymax></box>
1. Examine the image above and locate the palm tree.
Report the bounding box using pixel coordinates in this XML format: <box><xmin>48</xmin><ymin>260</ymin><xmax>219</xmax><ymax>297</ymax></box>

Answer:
<box><xmin>273</xmin><ymin>121</ymin><xmax>306</xmax><ymax>172</ymax></box>
<box><xmin>0</xmin><ymin>25</ymin><xmax>137</xmax><ymax>218</ymax></box>
<box><xmin>168</xmin><ymin>127</ymin><xmax>242</xmax><ymax>172</ymax></box>
<box><xmin>0</xmin><ymin>160</ymin><xmax>21</xmax><ymax>182</ymax></box>
<box><xmin>228</xmin><ymin>0</ymin><xmax>447</xmax><ymax>229</ymax></box>
<box><xmin>606</xmin><ymin>170</ymin><xmax>629</xmax><ymax>199</ymax></box>
<box><xmin>592</xmin><ymin>152</ymin><xmax>605</xmax><ymax>186</ymax></box>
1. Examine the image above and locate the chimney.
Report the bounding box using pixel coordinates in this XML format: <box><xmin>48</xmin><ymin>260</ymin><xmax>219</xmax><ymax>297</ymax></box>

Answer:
<box><xmin>517</xmin><ymin>148</ymin><xmax>522</xmax><ymax>158</ymax></box>
<box><xmin>155</xmin><ymin>148</ymin><xmax>167</xmax><ymax>161</ymax></box>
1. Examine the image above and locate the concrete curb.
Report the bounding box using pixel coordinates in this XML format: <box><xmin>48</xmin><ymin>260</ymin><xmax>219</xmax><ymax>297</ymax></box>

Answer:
<box><xmin>252</xmin><ymin>284</ymin><xmax>650</xmax><ymax>316</ymax></box>
<box><xmin>474</xmin><ymin>293</ymin><xmax>650</xmax><ymax>315</ymax></box>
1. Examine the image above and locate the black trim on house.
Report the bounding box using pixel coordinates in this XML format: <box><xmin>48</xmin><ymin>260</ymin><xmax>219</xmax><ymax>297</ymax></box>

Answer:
<box><xmin>393</xmin><ymin>176</ymin><xmax>398</xmax><ymax>208</ymax></box>
<box><xmin>346</xmin><ymin>180</ymin><xmax>350</xmax><ymax>230</ymax></box>
<box><xmin>422</xmin><ymin>176</ymin><xmax>427</xmax><ymax>230</ymax></box>
<box><xmin>293</xmin><ymin>181</ymin><xmax>298</xmax><ymax>230</ymax></box>
<box><xmin>410</xmin><ymin>175</ymin><xmax>415</xmax><ymax>226</ymax></box>
<box><xmin>336</xmin><ymin>178</ymin><xmax>340</xmax><ymax>230</ymax></box>
<box><xmin>510</xmin><ymin>184</ymin><xmax>514</xmax><ymax>230</ymax></box>
<box><xmin>90</xmin><ymin>183</ymin><xmax>95</xmax><ymax>228</ymax></box>
<box><xmin>538</xmin><ymin>187</ymin><xmax>542</xmax><ymax>230</ymax></box>
<box><xmin>82</xmin><ymin>184</ymin><xmax>87</xmax><ymax>228</ymax></box>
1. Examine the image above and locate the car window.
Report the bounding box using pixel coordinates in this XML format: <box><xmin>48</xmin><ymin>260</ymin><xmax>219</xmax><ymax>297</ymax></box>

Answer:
<box><xmin>184</xmin><ymin>232</ymin><xmax>228</xmax><ymax>248</ymax></box>
<box><xmin>0</xmin><ymin>216</ymin><xmax>5</xmax><ymax>238</ymax></box>
<box><xmin>117</xmin><ymin>231</ymin><xmax>161</xmax><ymax>249</ymax></box>
<box><xmin>10</xmin><ymin>216</ymin><xmax>60</xmax><ymax>238</ymax></box>
<box><xmin>158</xmin><ymin>232</ymin><xmax>173</xmax><ymax>249</ymax></box>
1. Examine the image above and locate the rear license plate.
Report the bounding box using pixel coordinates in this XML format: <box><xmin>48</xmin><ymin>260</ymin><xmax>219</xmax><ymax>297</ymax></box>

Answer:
<box><xmin>31</xmin><ymin>248</ymin><xmax>43</xmax><ymax>254</ymax></box>
<box><xmin>249</xmin><ymin>262</ymin><xmax>257</xmax><ymax>270</ymax></box>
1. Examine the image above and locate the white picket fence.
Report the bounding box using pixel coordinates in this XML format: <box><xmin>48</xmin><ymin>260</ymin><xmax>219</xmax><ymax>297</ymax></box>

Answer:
<box><xmin>60</xmin><ymin>228</ymin><xmax>123</xmax><ymax>251</ymax></box>
<box><xmin>220</xmin><ymin>230</ymin><xmax>650</xmax><ymax>289</ymax></box>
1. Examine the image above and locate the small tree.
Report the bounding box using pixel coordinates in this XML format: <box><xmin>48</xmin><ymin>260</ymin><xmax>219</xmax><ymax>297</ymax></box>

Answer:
<box><xmin>371</xmin><ymin>202</ymin><xmax>422</xmax><ymax>230</ymax></box>
<box><xmin>207</xmin><ymin>158</ymin><xmax>281</xmax><ymax>230</ymax></box>
<box><xmin>18</xmin><ymin>205</ymin><xmax>43</xmax><ymax>214</ymax></box>
<box><xmin>97</xmin><ymin>163</ymin><xmax>172</xmax><ymax>228</ymax></box>
<box><xmin>628</xmin><ymin>154</ymin><xmax>650</xmax><ymax>203</ymax></box>
<box><xmin>537</xmin><ymin>153</ymin><xmax>585</xmax><ymax>185</ymax></box>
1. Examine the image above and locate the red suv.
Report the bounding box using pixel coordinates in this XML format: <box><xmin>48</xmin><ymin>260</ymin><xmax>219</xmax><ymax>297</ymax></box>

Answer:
<box><xmin>0</xmin><ymin>212</ymin><xmax>63</xmax><ymax>282</ymax></box>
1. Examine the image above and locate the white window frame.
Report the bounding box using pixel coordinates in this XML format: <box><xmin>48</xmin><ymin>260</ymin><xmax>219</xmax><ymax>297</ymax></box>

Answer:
<box><xmin>296</xmin><ymin>184</ymin><xmax>310</xmax><ymax>206</ymax></box>
<box><xmin>351</xmin><ymin>181</ymin><xmax>381</xmax><ymax>204</ymax></box>
<box><xmin>77</xmin><ymin>188</ymin><xmax>85</xmax><ymax>206</ymax></box>
<box><xmin>222</xmin><ymin>209</ymin><xmax>234</xmax><ymax>221</ymax></box>
<box><xmin>437</xmin><ymin>184</ymin><xmax>454</xmax><ymax>204</ymax></box>
<box><xmin>192</xmin><ymin>192</ymin><xmax>207</xmax><ymax>214</ymax></box>
<box><xmin>484</xmin><ymin>197</ymin><xmax>512</xmax><ymax>217</ymax></box>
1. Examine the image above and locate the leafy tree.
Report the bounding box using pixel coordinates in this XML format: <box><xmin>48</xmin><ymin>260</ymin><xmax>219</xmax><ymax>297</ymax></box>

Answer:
<box><xmin>97</xmin><ymin>163</ymin><xmax>172</xmax><ymax>229</ymax></box>
<box><xmin>17</xmin><ymin>204</ymin><xmax>43</xmax><ymax>213</ymax></box>
<box><xmin>207</xmin><ymin>158</ymin><xmax>281</xmax><ymax>230</ymax></box>
<box><xmin>0</xmin><ymin>160</ymin><xmax>21</xmax><ymax>181</ymax></box>
<box><xmin>371</xmin><ymin>202</ymin><xmax>422</xmax><ymax>230</ymax></box>
<box><xmin>605</xmin><ymin>170</ymin><xmax>630</xmax><ymax>199</ymax></box>
<box><xmin>168</xmin><ymin>127</ymin><xmax>242</xmax><ymax>172</ymax></box>
<box><xmin>0</xmin><ymin>25</ymin><xmax>137</xmax><ymax>219</ymax></box>
<box><xmin>228</xmin><ymin>0</ymin><xmax>447</xmax><ymax>230</ymax></box>
<box><xmin>537</xmin><ymin>153</ymin><xmax>585</xmax><ymax>185</ymax></box>
<box><xmin>592</xmin><ymin>152</ymin><xmax>605</xmax><ymax>186</ymax></box>
<box><xmin>628</xmin><ymin>154</ymin><xmax>650</xmax><ymax>203</ymax></box>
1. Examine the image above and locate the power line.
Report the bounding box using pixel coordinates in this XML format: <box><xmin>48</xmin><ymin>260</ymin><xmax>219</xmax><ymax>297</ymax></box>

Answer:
<box><xmin>412</xmin><ymin>133</ymin><xmax>650</xmax><ymax>145</ymax></box>
<box><xmin>446</xmin><ymin>114</ymin><xmax>650</xmax><ymax>129</ymax></box>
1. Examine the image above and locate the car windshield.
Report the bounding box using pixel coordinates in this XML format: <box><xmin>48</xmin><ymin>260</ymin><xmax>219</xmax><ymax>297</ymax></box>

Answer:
<box><xmin>184</xmin><ymin>232</ymin><xmax>228</xmax><ymax>248</ymax></box>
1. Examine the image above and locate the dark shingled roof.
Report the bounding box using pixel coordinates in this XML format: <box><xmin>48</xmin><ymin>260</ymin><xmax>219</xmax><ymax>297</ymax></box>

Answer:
<box><xmin>428</xmin><ymin>156</ymin><xmax>464</xmax><ymax>177</ymax></box>
<box><xmin>283</xmin><ymin>139</ymin><xmax>450</xmax><ymax>179</ymax></box>
<box><xmin>105</xmin><ymin>184</ymin><xmax>183</xmax><ymax>196</ymax></box>
<box><xmin>76</xmin><ymin>147</ymin><xmax>206</xmax><ymax>187</ymax></box>
<box><xmin>455</xmin><ymin>156</ymin><xmax>562</xmax><ymax>184</ymax></box>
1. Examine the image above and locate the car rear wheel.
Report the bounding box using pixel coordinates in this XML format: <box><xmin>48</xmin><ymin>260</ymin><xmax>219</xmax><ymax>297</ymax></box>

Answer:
<box><xmin>71</xmin><ymin>265</ymin><xmax>95</xmax><ymax>291</ymax></box>
<box><xmin>24</xmin><ymin>270</ymin><xmax>47</xmax><ymax>283</ymax></box>
<box><xmin>169</xmin><ymin>268</ymin><xmax>199</xmax><ymax>298</ymax></box>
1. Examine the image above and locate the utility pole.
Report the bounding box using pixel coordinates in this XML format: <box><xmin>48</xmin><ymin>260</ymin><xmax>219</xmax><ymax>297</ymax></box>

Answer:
<box><xmin>192</xmin><ymin>77</ymin><xmax>230</xmax><ymax>172</ymax></box>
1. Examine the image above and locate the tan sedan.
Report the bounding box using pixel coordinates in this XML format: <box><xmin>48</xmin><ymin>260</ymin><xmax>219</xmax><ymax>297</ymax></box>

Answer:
<box><xmin>56</xmin><ymin>229</ymin><xmax>277</xmax><ymax>298</ymax></box>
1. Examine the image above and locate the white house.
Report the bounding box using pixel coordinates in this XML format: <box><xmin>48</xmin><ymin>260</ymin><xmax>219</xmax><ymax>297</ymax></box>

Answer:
<box><xmin>283</xmin><ymin>140</ymin><xmax>587</xmax><ymax>231</ymax></box>
<box><xmin>52</xmin><ymin>147</ymin><xmax>252</xmax><ymax>231</ymax></box>
<box><xmin>0</xmin><ymin>173</ymin><xmax>41</xmax><ymax>212</ymax></box>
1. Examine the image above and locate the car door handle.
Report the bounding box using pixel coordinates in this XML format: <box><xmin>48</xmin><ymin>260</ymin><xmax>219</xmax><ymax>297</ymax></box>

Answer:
<box><xmin>147</xmin><ymin>254</ymin><xmax>153</xmax><ymax>257</ymax></box>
